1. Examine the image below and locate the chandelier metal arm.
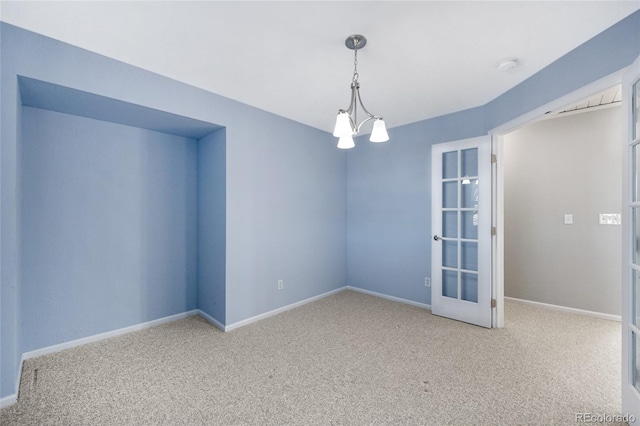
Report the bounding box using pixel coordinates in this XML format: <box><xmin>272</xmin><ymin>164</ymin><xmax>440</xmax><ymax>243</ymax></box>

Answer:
<box><xmin>345</xmin><ymin>83</ymin><xmax>359</xmax><ymax>118</ymax></box>
<box><xmin>355</xmin><ymin>115</ymin><xmax>378</xmax><ymax>134</ymax></box>
<box><xmin>338</xmin><ymin>82</ymin><xmax>382</xmax><ymax>134</ymax></box>
<box><xmin>354</xmin><ymin>85</ymin><xmax>378</xmax><ymax>120</ymax></box>
<box><xmin>340</xmin><ymin>82</ymin><xmax>382</xmax><ymax>134</ymax></box>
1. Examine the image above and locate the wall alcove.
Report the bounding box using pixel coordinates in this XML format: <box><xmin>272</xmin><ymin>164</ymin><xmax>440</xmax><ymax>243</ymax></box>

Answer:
<box><xmin>18</xmin><ymin>76</ymin><xmax>227</xmax><ymax>351</ymax></box>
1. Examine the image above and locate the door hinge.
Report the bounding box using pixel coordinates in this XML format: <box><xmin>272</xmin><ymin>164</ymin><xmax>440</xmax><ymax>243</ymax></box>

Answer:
<box><xmin>491</xmin><ymin>298</ymin><xmax>497</xmax><ymax>308</ymax></box>
<box><xmin>491</xmin><ymin>154</ymin><xmax>497</xmax><ymax>164</ymax></box>
<box><xmin>491</xmin><ymin>226</ymin><xmax>497</xmax><ymax>236</ymax></box>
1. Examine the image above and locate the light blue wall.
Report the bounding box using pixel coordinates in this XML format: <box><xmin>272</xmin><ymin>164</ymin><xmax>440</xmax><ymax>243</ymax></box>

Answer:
<box><xmin>2</xmin><ymin>9</ymin><xmax>639</xmax><ymax>400</ymax></box>
<box><xmin>20</xmin><ymin>107</ymin><xmax>198</xmax><ymax>352</ymax></box>
<box><xmin>225</xmin><ymin>118</ymin><xmax>347</xmax><ymax>325</ymax></box>
<box><xmin>197</xmin><ymin>129</ymin><xmax>226</xmax><ymax>323</ymax></box>
<box><xmin>346</xmin><ymin>10</ymin><xmax>640</xmax><ymax>305</ymax></box>
<box><xmin>1</xmin><ymin>22</ymin><xmax>347</xmax><ymax>399</ymax></box>
<box><xmin>346</xmin><ymin>132</ymin><xmax>431</xmax><ymax>303</ymax></box>
<box><xmin>1</xmin><ymin>30</ymin><xmax>23</xmax><ymax>399</ymax></box>
<box><xmin>347</xmin><ymin>107</ymin><xmax>486</xmax><ymax>305</ymax></box>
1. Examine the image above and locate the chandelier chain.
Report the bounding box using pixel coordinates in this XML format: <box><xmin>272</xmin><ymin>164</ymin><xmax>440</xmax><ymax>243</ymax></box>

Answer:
<box><xmin>352</xmin><ymin>49</ymin><xmax>359</xmax><ymax>83</ymax></box>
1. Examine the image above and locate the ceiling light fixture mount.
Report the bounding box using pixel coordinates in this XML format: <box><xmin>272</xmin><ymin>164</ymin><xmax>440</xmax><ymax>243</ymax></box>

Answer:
<box><xmin>333</xmin><ymin>34</ymin><xmax>389</xmax><ymax>149</ymax></box>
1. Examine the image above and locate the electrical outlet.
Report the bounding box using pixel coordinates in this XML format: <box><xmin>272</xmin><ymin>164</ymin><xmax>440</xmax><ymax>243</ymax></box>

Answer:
<box><xmin>425</xmin><ymin>277</ymin><xmax>431</xmax><ymax>287</ymax></box>
<box><xmin>277</xmin><ymin>279</ymin><xmax>284</xmax><ymax>290</ymax></box>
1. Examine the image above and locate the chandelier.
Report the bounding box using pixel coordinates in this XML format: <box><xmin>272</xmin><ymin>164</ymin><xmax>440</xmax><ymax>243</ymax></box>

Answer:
<box><xmin>332</xmin><ymin>34</ymin><xmax>389</xmax><ymax>149</ymax></box>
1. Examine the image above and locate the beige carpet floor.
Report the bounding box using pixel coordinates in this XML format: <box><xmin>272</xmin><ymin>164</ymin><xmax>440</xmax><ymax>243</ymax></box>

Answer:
<box><xmin>0</xmin><ymin>290</ymin><xmax>624</xmax><ymax>425</ymax></box>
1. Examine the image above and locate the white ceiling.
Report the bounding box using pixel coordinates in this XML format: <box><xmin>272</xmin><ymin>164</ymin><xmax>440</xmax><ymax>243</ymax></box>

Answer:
<box><xmin>1</xmin><ymin>1</ymin><xmax>639</xmax><ymax>133</ymax></box>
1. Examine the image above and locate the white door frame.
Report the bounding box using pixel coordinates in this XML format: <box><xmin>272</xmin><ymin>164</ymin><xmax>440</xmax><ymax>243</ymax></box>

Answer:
<box><xmin>488</xmin><ymin>70</ymin><xmax>627</xmax><ymax>330</ymax></box>
<box><xmin>490</xmin><ymin>136</ymin><xmax>505</xmax><ymax>328</ymax></box>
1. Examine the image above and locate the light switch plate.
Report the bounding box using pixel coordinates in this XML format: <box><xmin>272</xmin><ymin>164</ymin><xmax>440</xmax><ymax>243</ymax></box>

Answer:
<box><xmin>564</xmin><ymin>214</ymin><xmax>573</xmax><ymax>225</ymax></box>
<box><xmin>599</xmin><ymin>214</ymin><xmax>621</xmax><ymax>225</ymax></box>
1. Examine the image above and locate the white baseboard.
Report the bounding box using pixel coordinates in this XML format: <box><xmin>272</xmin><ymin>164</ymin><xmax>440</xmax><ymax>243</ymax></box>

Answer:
<box><xmin>504</xmin><ymin>297</ymin><xmax>621</xmax><ymax>322</ymax></box>
<box><xmin>21</xmin><ymin>310</ymin><xmax>200</xmax><ymax>361</ymax></box>
<box><xmin>1</xmin><ymin>310</ymin><xmax>201</xmax><ymax>408</ymax></box>
<box><xmin>0</xmin><ymin>393</ymin><xmax>17</xmax><ymax>409</ymax></box>
<box><xmin>196</xmin><ymin>310</ymin><xmax>225</xmax><ymax>331</ymax></box>
<box><xmin>346</xmin><ymin>286</ymin><xmax>431</xmax><ymax>310</ymax></box>
<box><xmin>224</xmin><ymin>287</ymin><xmax>346</xmax><ymax>332</ymax></box>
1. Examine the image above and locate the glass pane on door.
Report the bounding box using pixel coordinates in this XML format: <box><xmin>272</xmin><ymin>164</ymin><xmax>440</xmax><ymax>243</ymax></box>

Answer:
<box><xmin>461</xmin><ymin>148</ymin><xmax>478</xmax><ymax>177</ymax></box>
<box><xmin>634</xmin><ymin>81</ymin><xmax>639</xmax><ymax>140</ymax></box>
<box><xmin>634</xmin><ymin>207</ymin><xmax>640</xmax><ymax>264</ymax></box>
<box><xmin>635</xmin><ymin>269</ymin><xmax>640</xmax><ymax>327</ymax></box>
<box><xmin>443</xmin><ymin>151</ymin><xmax>458</xmax><ymax>179</ymax></box>
<box><xmin>462</xmin><ymin>182</ymin><xmax>479</xmax><ymax>208</ymax></box>
<box><xmin>443</xmin><ymin>270</ymin><xmax>457</xmax><ymax>299</ymax></box>
<box><xmin>635</xmin><ymin>332</ymin><xmax>640</xmax><ymax>392</ymax></box>
<box><xmin>461</xmin><ymin>242</ymin><xmax>478</xmax><ymax>271</ymax></box>
<box><xmin>443</xmin><ymin>212</ymin><xmax>458</xmax><ymax>238</ymax></box>
<box><xmin>443</xmin><ymin>182</ymin><xmax>458</xmax><ymax>208</ymax></box>
<box><xmin>461</xmin><ymin>211</ymin><xmax>478</xmax><ymax>239</ymax></box>
<box><xmin>443</xmin><ymin>241</ymin><xmax>457</xmax><ymax>268</ymax></box>
<box><xmin>461</xmin><ymin>273</ymin><xmax>478</xmax><ymax>302</ymax></box>
<box><xmin>633</xmin><ymin>145</ymin><xmax>640</xmax><ymax>202</ymax></box>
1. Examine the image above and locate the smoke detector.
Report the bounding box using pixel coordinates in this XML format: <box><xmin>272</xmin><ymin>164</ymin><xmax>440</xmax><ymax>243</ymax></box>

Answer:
<box><xmin>496</xmin><ymin>58</ymin><xmax>520</xmax><ymax>72</ymax></box>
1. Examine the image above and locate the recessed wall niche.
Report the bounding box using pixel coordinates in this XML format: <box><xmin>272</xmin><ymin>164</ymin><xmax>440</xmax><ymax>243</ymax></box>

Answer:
<box><xmin>18</xmin><ymin>77</ymin><xmax>226</xmax><ymax>351</ymax></box>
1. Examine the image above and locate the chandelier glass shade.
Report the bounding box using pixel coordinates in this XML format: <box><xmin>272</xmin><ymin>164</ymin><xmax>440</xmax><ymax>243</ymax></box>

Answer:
<box><xmin>333</xmin><ymin>35</ymin><xmax>389</xmax><ymax>149</ymax></box>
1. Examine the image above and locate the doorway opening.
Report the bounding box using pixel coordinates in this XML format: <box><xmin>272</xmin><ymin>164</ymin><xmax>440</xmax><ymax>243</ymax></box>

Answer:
<box><xmin>502</xmin><ymin>86</ymin><xmax>623</xmax><ymax>321</ymax></box>
<box><xmin>490</xmin><ymin>82</ymin><xmax>626</xmax><ymax>416</ymax></box>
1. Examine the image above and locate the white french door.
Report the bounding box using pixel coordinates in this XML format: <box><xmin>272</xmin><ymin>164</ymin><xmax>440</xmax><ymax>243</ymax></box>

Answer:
<box><xmin>622</xmin><ymin>53</ymin><xmax>640</xmax><ymax>421</ymax></box>
<box><xmin>431</xmin><ymin>136</ymin><xmax>492</xmax><ymax>328</ymax></box>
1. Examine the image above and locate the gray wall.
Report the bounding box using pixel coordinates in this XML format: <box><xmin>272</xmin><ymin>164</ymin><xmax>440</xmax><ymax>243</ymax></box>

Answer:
<box><xmin>503</xmin><ymin>106</ymin><xmax>622</xmax><ymax>315</ymax></box>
